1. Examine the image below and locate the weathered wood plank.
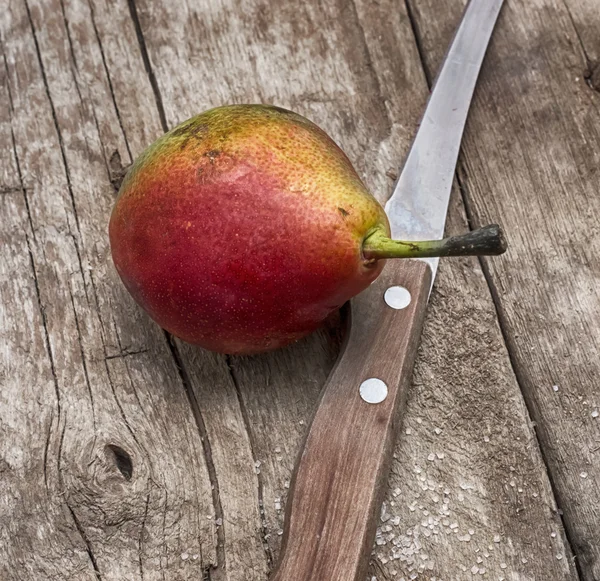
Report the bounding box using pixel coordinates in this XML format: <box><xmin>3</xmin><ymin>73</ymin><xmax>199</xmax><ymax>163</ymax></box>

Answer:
<box><xmin>351</xmin><ymin>4</ymin><xmax>577</xmax><ymax>578</ymax></box>
<box><xmin>61</xmin><ymin>0</ymin><xmax>275</xmax><ymax>578</ymax></box>
<box><xmin>407</xmin><ymin>0</ymin><xmax>600</xmax><ymax>578</ymax></box>
<box><xmin>0</xmin><ymin>0</ymin><xmax>591</xmax><ymax>580</ymax></box>
<box><xmin>1</xmin><ymin>39</ymin><xmax>98</xmax><ymax>580</ymax></box>
<box><xmin>1</xmin><ymin>0</ymin><xmax>219</xmax><ymax>578</ymax></box>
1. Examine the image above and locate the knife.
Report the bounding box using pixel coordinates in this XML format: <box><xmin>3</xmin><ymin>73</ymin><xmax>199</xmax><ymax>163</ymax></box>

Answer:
<box><xmin>271</xmin><ymin>1</ymin><xmax>505</xmax><ymax>580</ymax></box>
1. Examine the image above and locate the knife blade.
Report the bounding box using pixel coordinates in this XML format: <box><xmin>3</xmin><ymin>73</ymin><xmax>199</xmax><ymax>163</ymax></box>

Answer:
<box><xmin>271</xmin><ymin>2</ymin><xmax>505</xmax><ymax>580</ymax></box>
<box><xmin>386</xmin><ymin>0</ymin><xmax>505</xmax><ymax>280</ymax></box>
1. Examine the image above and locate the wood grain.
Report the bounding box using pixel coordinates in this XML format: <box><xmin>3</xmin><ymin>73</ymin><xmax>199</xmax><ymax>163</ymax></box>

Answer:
<box><xmin>407</xmin><ymin>0</ymin><xmax>600</xmax><ymax>578</ymax></box>
<box><xmin>1</xmin><ymin>1</ymin><xmax>217</xmax><ymax>579</ymax></box>
<box><xmin>0</xmin><ymin>0</ymin><xmax>594</xmax><ymax>580</ymax></box>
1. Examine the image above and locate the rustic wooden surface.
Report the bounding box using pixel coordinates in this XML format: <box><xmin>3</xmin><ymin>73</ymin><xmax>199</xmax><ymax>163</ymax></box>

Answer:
<box><xmin>0</xmin><ymin>1</ymin><xmax>598</xmax><ymax>580</ymax></box>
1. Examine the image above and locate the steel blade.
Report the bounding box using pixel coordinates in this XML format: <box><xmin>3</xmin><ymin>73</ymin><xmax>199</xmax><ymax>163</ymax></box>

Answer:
<box><xmin>385</xmin><ymin>0</ymin><xmax>504</xmax><ymax>279</ymax></box>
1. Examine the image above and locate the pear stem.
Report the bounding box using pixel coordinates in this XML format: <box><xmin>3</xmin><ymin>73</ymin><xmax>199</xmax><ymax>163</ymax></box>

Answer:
<box><xmin>362</xmin><ymin>224</ymin><xmax>507</xmax><ymax>260</ymax></box>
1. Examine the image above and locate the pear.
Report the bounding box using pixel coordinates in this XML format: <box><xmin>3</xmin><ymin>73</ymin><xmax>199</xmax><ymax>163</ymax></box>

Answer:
<box><xmin>109</xmin><ymin>105</ymin><xmax>504</xmax><ymax>355</ymax></box>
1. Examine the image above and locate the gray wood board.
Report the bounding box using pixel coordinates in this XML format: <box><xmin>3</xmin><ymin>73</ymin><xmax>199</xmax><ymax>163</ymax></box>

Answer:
<box><xmin>0</xmin><ymin>0</ymin><xmax>594</xmax><ymax>580</ymax></box>
<box><xmin>406</xmin><ymin>0</ymin><xmax>600</xmax><ymax>578</ymax></box>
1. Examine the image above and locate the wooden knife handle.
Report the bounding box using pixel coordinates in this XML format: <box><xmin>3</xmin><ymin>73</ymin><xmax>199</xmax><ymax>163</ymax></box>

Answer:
<box><xmin>271</xmin><ymin>259</ymin><xmax>432</xmax><ymax>581</ymax></box>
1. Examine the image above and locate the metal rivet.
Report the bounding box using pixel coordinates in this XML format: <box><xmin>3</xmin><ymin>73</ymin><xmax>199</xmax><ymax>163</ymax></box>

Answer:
<box><xmin>384</xmin><ymin>286</ymin><xmax>411</xmax><ymax>309</ymax></box>
<box><xmin>359</xmin><ymin>378</ymin><xmax>388</xmax><ymax>404</ymax></box>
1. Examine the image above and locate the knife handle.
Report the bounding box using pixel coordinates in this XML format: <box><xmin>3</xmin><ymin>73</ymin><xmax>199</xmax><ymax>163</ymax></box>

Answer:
<box><xmin>271</xmin><ymin>259</ymin><xmax>432</xmax><ymax>581</ymax></box>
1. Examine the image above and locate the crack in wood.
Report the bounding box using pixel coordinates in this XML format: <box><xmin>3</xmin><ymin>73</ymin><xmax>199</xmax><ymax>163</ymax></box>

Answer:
<box><xmin>475</xmin><ymin>245</ymin><xmax>585</xmax><ymax>581</ymax></box>
<box><xmin>403</xmin><ymin>0</ymin><xmax>429</xmax><ymax>82</ymax></box>
<box><xmin>455</xmin><ymin>172</ymin><xmax>584</xmax><ymax>581</ymax></box>
<box><xmin>55</xmin><ymin>416</ymin><xmax>101</xmax><ymax>578</ymax></box>
<box><xmin>58</xmin><ymin>0</ymin><xmax>78</xmax><ymax>72</ymax></box>
<box><xmin>87</xmin><ymin>0</ymin><xmax>133</xmax><ymax>161</ymax></box>
<box><xmin>161</xmin><ymin>488</ymin><xmax>168</xmax><ymax>581</ymax></box>
<box><xmin>42</xmin><ymin>410</ymin><xmax>54</xmax><ymax>491</ymax></box>
<box><xmin>24</xmin><ymin>1</ymin><xmax>94</xmax><ymax>313</ymax></box>
<box><xmin>226</xmin><ymin>356</ymin><xmax>275</xmax><ymax>571</ymax></box>
<box><xmin>104</xmin><ymin>349</ymin><xmax>149</xmax><ymax>360</ymax></box>
<box><xmin>111</xmin><ymin>322</ymin><xmax>149</xmax><ymax>418</ymax></box>
<box><xmin>138</xmin><ymin>490</ymin><xmax>151</xmax><ymax>581</ymax></box>
<box><xmin>23</xmin><ymin>0</ymin><xmax>83</xmax><ymax>239</ymax></box>
<box><xmin>25</xmin><ymin>234</ymin><xmax>61</xmax><ymax>421</ymax></box>
<box><xmin>126</xmin><ymin>0</ymin><xmax>168</xmax><ymax>132</ymax></box>
<box><xmin>348</xmin><ymin>0</ymin><xmax>392</xmax><ymax>136</ymax></box>
<box><xmin>105</xmin><ymin>356</ymin><xmax>143</xmax><ymax>449</ymax></box>
<box><xmin>3</xmin><ymin>45</ymin><xmax>37</xmax><ymax>242</ymax></box>
<box><xmin>58</xmin><ymin>0</ymin><xmax>114</xmax><ymax>180</ymax></box>
<box><xmin>67</xmin><ymin>504</ymin><xmax>102</xmax><ymax>580</ymax></box>
<box><xmin>0</xmin><ymin>186</ymin><xmax>21</xmax><ymax>195</ymax></box>
<box><xmin>67</xmin><ymin>282</ymin><xmax>97</xmax><ymax>431</ymax></box>
<box><xmin>166</xmin><ymin>334</ymin><xmax>225</xmax><ymax>577</ymax></box>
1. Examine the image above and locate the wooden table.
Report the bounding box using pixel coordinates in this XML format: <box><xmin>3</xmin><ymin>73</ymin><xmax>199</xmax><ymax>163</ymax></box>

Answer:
<box><xmin>2</xmin><ymin>0</ymin><xmax>599</xmax><ymax>579</ymax></box>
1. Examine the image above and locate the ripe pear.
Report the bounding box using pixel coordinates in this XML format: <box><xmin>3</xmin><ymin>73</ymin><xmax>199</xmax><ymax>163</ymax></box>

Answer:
<box><xmin>109</xmin><ymin>105</ymin><xmax>504</xmax><ymax>355</ymax></box>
